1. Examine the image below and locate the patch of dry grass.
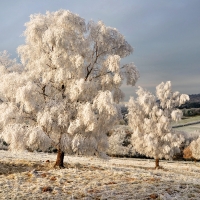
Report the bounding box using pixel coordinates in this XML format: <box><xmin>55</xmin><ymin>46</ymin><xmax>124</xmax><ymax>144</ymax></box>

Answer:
<box><xmin>0</xmin><ymin>159</ymin><xmax>107</xmax><ymax>177</ymax></box>
<box><xmin>1</xmin><ymin>151</ymin><xmax>200</xmax><ymax>199</ymax></box>
<box><xmin>0</xmin><ymin>160</ymin><xmax>52</xmax><ymax>175</ymax></box>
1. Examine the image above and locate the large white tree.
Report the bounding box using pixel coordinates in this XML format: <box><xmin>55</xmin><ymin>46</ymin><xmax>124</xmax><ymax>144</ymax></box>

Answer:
<box><xmin>0</xmin><ymin>10</ymin><xmax>139</xmax><ymax>167</ymax></box>
<box><xmin>127</xmin><ymin>81</ymin><xmax>189</xmax><ymax>168</ymax></box>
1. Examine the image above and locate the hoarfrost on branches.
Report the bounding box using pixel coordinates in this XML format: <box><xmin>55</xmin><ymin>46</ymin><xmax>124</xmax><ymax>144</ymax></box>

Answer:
<box><xmin>0</xmin><ymin>10</ymin><xmax>139</xmax><ymax>165</ymax></box>
<box><xmin>127</xmin><ymin>81</ymin><xmax>189</xmax><ymax>167</ymax></box>
<box><xmin>107</xmin><ymin>126</ymin><xmax>136</xmax><ymax>157</ymax></box>
<box><xmin>0</xmin><ymin>51</ymin><xmax>23</xmax><ymax>73</ymax></box>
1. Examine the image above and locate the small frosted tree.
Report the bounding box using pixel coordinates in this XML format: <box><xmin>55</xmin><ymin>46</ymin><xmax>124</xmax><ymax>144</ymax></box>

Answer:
<box><xmin>127</xmin><ymin>81</ymin><xmax>189</xmax><ymax>168</ymax></box>
<box><xmin>0</xmin><ymin>10</ymin><xmax>139</xmax><ymax>168</ymax></box>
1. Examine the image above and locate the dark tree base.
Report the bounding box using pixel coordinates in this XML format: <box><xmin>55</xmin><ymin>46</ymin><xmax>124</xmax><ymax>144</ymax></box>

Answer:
<box><xmin>155</xmin><ymin>158</ymin><xmax>160</xmax><ymax>169</ymax></box>
<box><xmin>54</xmin><ymin>149</ymin><xmax>65</xmax><ymax>168</ymax></box>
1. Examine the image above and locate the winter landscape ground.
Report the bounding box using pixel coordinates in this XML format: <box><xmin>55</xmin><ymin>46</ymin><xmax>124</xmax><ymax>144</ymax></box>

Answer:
<box><xmin>173</xmin><ymin>115</ymin><xmax>200</xmax><ymax>134</ymax></box>
<box><xmin>1</xmin><ymin>150</ymin><xmax>200</xmax><ymax>200</ymax></box>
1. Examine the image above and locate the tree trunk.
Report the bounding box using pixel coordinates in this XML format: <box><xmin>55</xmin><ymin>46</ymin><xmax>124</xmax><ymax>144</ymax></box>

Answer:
<box><xmin>155</xmin><ymin>158</ymin><xmax>159</xmax><ymax>169</ymax></box>
<box><xmin>54</xmin><ymin>149</ymin><xmax>65</xmax><ymax>168</ymax></box>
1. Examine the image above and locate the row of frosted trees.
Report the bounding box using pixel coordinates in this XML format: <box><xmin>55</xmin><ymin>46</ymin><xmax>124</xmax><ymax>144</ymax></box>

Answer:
<box><xmin>0</xmin><ymin>10</ymin><xmax>190</xmax><ymax>168</ymax></box>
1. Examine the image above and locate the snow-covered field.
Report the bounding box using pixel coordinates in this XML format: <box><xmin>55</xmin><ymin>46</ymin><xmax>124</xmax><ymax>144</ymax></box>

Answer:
<box><xmin>172</xmin><ymin>115</ymin><xmax>200</xmax><ymax>134</ymax></box>
<box><xmin>1</xmin><ymin>150</ymin><xmax>200</xmax><ymax>199</ymax></box>
<box><xmin>175</xmin><ymin>123</ymin><xmax>200</xmax><ymax>133</ymax></box>
<box><xmin>173</xmin><ymin>116</ymin><xmax>200</xmax><ymax>126</ymax></box>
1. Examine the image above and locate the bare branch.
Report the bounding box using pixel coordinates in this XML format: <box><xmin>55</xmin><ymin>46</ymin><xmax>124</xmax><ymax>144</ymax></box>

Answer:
<box><xmin>92</xmin><ymin>70</ymin><xmax>112</xmax><ymax>79</ymax></box>
<box><xmin>85</xmin><ymin>43</ymin><xmax>99</xmax><ymax>81</ymax></box>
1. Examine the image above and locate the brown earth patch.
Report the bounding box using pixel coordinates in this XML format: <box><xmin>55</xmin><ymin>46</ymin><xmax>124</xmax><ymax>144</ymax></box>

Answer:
<box><xmin>0</xmin><ymin>160</ymin><xmax>55</xmax><ymax>175</ymax></box>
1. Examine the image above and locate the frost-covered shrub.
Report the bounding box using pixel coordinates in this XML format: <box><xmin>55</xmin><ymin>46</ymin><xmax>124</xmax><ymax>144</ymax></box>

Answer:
<box><xmin>107</xmin><ymin>125</ymin><xmax>137</xmax><ymax>157</ymax></box>
<box><xmin>173</xmin><ymin>130</ymin><xmax>200</xmax><ymax>160</ymax></box>
<box><xmin>187</xmin><ymin>131</ymin><xmax>200</xmax><ymax>160</ymax></box>
<box><xmin>183</xmin><ymin>146</ymin><xmax>193</xmax><ymax>160</ymax></box>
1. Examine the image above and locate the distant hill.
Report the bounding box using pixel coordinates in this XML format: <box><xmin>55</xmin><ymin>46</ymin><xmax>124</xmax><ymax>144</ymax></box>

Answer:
<box><xmin>179</xmin><ymin>94</ymin><xmax>200</xmax><ymax>109</ymax></box>
<box><xmin>188</xmin><ymin>94</ymin><xmax>200</xmax><ymax>102</ymax></box>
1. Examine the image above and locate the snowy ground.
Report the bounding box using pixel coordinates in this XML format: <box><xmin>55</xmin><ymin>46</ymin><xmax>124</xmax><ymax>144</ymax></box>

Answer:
<box><xmin>1</xmin><ymin>150</ymin><xmax>200</xmax><ymax>199</ymax></box>
<box><xmin>173</xmin><ymin>116</ymin><xmax>200</xmax><ymax>126</ymax></box>
<box><xmin>175</xmin><ymin>123</ymin><xmax>200</xmax><ymax>133</ymax></box>
<box><xmin>172</xmin><ymin>115</ymin><xmax>200</xmax><ymax>134</ymax></box>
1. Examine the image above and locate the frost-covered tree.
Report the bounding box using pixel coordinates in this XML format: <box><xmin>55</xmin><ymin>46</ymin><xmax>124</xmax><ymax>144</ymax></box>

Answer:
<box><xmin>0</xmin><ymin>10</ymin><xmax>139</xmax><ymax>168</ymax></box>
<box><xmin>127</xmin><ymin>81</ymin><xmax>189</xmax><ymax>168</ymax></box>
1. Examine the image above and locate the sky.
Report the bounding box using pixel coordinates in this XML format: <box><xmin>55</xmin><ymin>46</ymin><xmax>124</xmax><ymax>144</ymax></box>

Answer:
<box><xmin>0</xmin><ymin>0</ymin><xmax>199</xmax><ymax>101</ymax></box>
